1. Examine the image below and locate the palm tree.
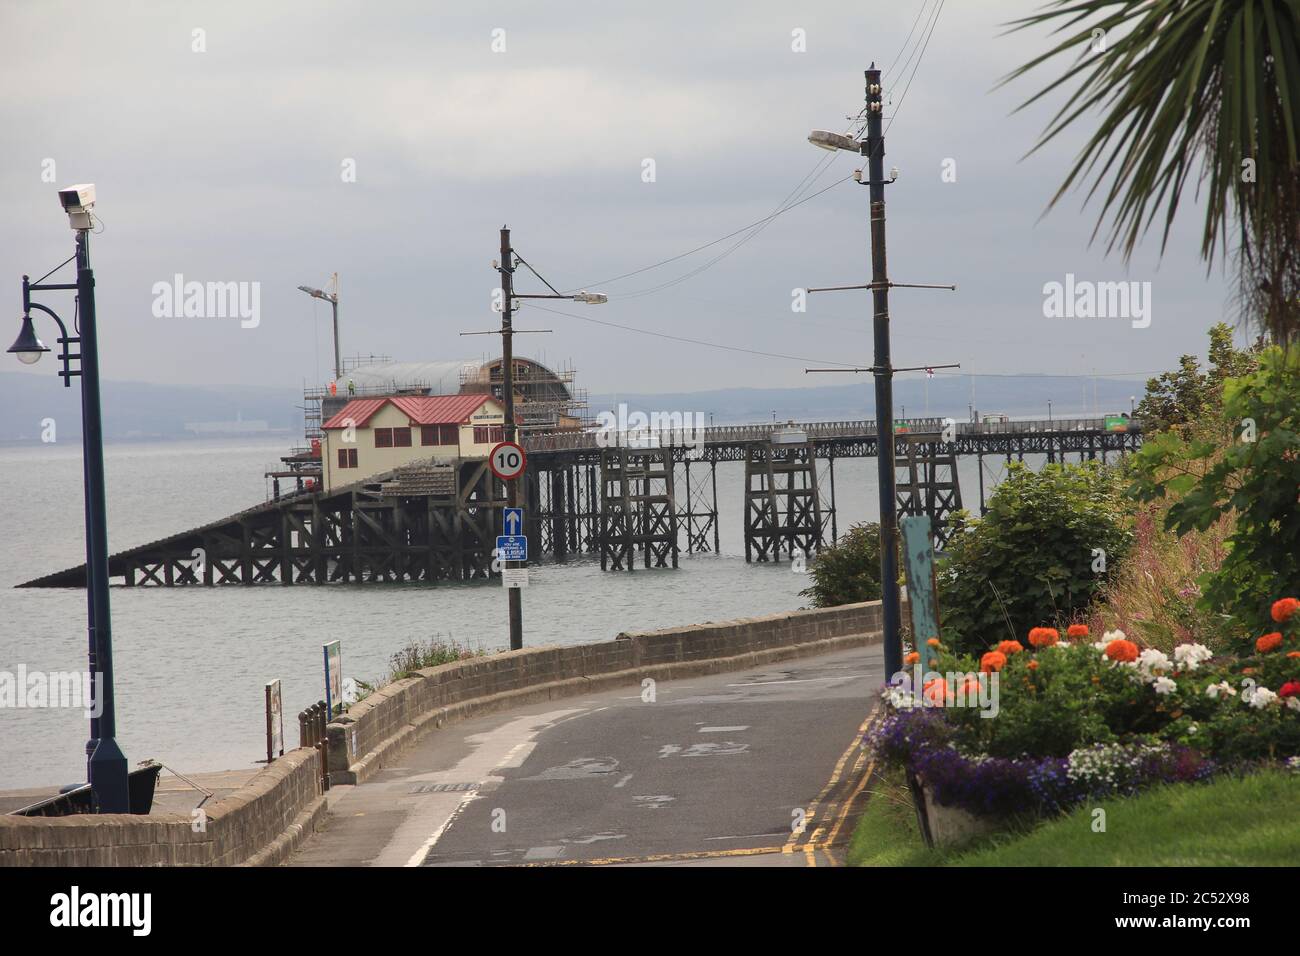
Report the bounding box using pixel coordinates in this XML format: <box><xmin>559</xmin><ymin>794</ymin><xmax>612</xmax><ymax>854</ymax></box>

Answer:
<box><xmin>1003</xmin><ymin>0</ymin><xmax>1299</xmax><ymax>343</ymax></box>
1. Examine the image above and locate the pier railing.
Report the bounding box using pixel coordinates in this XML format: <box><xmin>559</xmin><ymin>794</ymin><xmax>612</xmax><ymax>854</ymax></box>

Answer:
<box><xmin>521</xmin><ymin>416</ymin><xmax>1137</xmax><ymax>452</ymax></box>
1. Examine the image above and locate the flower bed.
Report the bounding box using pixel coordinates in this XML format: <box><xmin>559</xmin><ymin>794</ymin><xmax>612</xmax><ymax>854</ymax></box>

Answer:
<box><xmin>869</xmin><ymin>597</ymin><xmax>1300</xmax><ymax>840</ymax></box>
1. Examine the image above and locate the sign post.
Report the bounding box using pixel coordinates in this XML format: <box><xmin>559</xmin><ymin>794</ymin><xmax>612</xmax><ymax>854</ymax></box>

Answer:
<box><xmin>323</xmin><ymin>641</ymin><xmax>342</xmax><ymax>717</ymax></box>
<box><xmin>899</xmin><ymin>515</ymin><xmax>941</xmax><ymax>670</ymax></box>
<box><xmin>264</xmin><ymin>679</ymin><xmax>284</xmax><ymax>764</ymax></box>
<box><xmin>490</xmin><ymin>439</ymin><xmax>528</xmax><ymax>643</ymax></box>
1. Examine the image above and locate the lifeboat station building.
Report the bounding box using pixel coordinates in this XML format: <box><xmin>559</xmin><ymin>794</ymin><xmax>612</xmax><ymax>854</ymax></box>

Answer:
<box><xmin>320</xmin><ymin>393</ymin><xmax>506</xmax><ymax>492</ymax></box>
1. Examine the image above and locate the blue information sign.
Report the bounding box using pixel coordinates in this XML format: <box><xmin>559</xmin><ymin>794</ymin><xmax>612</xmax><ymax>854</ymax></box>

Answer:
<box><xmin>503</xmin><ymin>507</ymin><xmax>524</xmax><ymax>536</ymax></box>
<box><xmin>496</xmin><ymin>535</ymin><xmax>528</xmax><ymax>562</ymax></box>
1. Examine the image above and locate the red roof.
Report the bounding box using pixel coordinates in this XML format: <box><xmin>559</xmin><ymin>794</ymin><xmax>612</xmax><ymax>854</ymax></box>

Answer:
<box><xmin>322</xmin><ymin>394</ymin><xmax>497</xmax><ymax>430</ymax></box>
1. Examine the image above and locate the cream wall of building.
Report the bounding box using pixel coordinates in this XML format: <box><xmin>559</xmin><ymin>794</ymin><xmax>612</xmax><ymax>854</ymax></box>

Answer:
<box><xmin>322</xmin><ymin>400</ymin><xmax>505</xmax><ymax>491</ymax></box>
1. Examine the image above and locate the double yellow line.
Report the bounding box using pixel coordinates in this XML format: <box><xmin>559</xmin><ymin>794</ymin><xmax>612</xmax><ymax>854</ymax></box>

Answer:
<box><xmin>782</xmin><ymin>709</ymin><xmax>880</xmax><ymax>866</ymax></box>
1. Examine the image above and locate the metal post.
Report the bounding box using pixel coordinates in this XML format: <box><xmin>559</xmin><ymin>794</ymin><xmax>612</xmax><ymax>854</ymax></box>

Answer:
<box><xmin>331</xmin><ymin>283</ymin><xmax>341</xmax><ymax>382</ymax></box>
<box><xmin>500</xmin><ymin>227</ymin><xmax>523</xmax><ymax>651</ymax></box>
<box><xmin>864</xmin><ymin>67</ymin><xmax>902</xmax><ymax>677</ymax></box>
<box><xmin>77</xmin><ymin>231</ymin><xmax>129</xmax><ymax>813</ymax></box>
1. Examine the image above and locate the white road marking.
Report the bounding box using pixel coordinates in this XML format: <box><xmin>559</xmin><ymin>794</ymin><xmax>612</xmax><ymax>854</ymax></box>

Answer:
<box><xmin>614</xmin><ymin>773</ymin><xmax>634</xmax><ymax>788</ymax></box>
<box><xmin>388</xmin><ymin>707</ymin><xmax>584</xmax><ymax>867</ymax></box>
<box><xmin>699</xmin><ymin>725</ymin><xmax>749</xmax><ymax>733</ymax></box>
<box><xmin>524</xmin><ymin>845</ymin><xmax>564</xmax><ymax>860</ymax></box>
<box><xmin>725</xmin><ymin>676</ymin><xmax>859</xmax><ymax>687</ymax></box>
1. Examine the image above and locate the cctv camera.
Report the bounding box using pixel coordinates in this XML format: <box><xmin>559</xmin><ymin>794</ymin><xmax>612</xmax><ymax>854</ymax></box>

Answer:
<box><xmin>57</xmin><ymin>183</ymin><xmax>95</xmax><ymax>230</ymax></box>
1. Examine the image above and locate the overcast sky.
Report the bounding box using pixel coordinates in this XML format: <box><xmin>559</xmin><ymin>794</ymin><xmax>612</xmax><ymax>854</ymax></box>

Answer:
<box><xmin>0</xmin><ymin>0</ymin><xmax>1242</xmax><ymax>398</ymax></box>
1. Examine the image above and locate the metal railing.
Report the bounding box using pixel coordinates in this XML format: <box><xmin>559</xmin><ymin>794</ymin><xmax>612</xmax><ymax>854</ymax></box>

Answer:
<box><xmin>520</xmin><ymin>416</ymin><xmax>1139</xmax><ymax>452</ymax></box>
<box><xmin>298</xmin><ymin>701</ymin><xmax>331</xmax><ymax>792</ymax></box>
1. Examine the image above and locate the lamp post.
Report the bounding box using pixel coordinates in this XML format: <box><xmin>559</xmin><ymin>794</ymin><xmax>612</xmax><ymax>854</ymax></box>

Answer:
<box><xmin>803</xmin><ymin>68</ymin><xmax>951</xmax><ymax>679</ymax></box>
<box><xmin>9</xmin><ymin>185</ymin><xmax>130</xmax><ymax>812</ymax></box>
<box><xmin>297</xmin><ymin>274</ymin><xmax>341</xmax><ymax>382</ymax></box>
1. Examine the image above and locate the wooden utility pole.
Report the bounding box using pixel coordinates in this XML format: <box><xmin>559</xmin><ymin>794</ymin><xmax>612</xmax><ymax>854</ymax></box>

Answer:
<box><xmin>499</xmin><ymin>227</ymin><xmax>523</xmax><ymax>650</ymax></box>
<box><xmin>861</xmin><ymin>67</ymin><xmax>904</xmax><ymax>677</ymax></box>
<box><xmin>804</xmin><ymin>67</ymin><xmax>957</xmax><ymax>678</ymax></box>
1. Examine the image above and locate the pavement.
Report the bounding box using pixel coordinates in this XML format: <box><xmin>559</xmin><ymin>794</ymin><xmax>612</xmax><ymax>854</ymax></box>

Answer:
<box><xmin>288</xmin><ymin>646</ymin><xmax>884</xmax><ymax>867</ymax></box>
<box><xmin>0</xmin><ymin>767</ymin><xmax>260</xmax><ymax>816</ymax></box>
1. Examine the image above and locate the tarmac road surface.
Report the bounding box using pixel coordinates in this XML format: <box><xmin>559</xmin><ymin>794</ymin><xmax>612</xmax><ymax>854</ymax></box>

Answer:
<box><xmin>288</xmin><ymin>646</ymin><xmax>884</xmax><ymax>867</ymax></box>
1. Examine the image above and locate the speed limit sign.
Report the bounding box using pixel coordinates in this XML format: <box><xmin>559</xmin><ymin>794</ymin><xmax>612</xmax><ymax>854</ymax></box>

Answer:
<box><xmin>488</xmin><ymin>441</ymin><xmax>527</xmax><ymax>481</ymax></box>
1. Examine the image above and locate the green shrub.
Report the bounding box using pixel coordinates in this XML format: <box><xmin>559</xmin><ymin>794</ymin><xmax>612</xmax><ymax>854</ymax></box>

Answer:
<box><xmin>936</xmin><ymin>462</ymin><xmax>1131</xmax><ymax>656</ymax></box>
<box><xmin>800</xmin><ymin>522</ymin><xmax>886</xmax><ymax>607</ymax></box>
<box><xmin>1130</xmin><ymin>345</ymin><xmax>1300</xmax><ymax>639</ymax></box>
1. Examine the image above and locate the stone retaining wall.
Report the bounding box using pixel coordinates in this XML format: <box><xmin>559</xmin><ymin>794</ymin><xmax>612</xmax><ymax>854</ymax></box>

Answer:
<box><xmin>327</xmin><ymin>600</ymin><xmax>884</xmax><ymax>786</ymax></box>
<box><xmin>0</xmin><ymin>745</ymin><xmax>326</xmax><ymax>867</ymax></box>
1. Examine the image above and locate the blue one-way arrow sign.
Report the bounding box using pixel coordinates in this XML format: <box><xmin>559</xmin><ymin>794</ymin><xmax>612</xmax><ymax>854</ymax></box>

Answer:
<box><xmin>504</xmin><ymin>507</ymin><xmax>524</xmax><ymax>535</ymax></box>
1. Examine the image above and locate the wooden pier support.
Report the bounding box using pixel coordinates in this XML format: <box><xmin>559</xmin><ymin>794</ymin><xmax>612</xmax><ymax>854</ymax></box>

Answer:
<box><xmin>743</xmin><ymin>440</ymin><xmax>823</xmax><ymax>563</ymax></box>
<box><xmin>599</xmin><ymin>446</ymin><xmax>679</xmax><ymax>571</ymax></box>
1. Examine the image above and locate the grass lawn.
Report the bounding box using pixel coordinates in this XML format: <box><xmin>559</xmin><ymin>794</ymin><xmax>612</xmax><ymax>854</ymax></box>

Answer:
<box><xmin>849</xmin><ymin>768</ymin><xmax>1300</xmax><ymax>866</ymax></box>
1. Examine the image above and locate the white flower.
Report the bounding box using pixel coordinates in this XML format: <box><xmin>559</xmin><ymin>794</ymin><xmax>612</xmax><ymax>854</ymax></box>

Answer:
<box><xmin>1187</xmin><ymin>724</ymin><xmax>1198</xmax><ymax>734</ymax></box>
<box><xmin>1247</xmin><ymin>687</ymin><xmax>1278</xmax><ymax>710</ymax></box>
<box><xmin>1286</xmin><ymin>697</ymin><xmax>1300</xmax><ymax>713</ymax></box>
<box><xmin>1173</xmin><ymin>643</ymin><xmax>1213</xmax><ymax>671</ymax></box>
<box><xmin>1136</xmin><ymin>648</ymin><xmax>1172</xmax><ymax>683</ymax></box>
<box><xmin>1102</xmin><ymin>629</ymin><xmax>1127</xmax><ymax>643</ymax></box>
<box><xmin>1152</xmin><ymin>676</ymin><xmax>1177</xmax><ymax>695</ymax></box>
<box><xmin>1205</xmin><ymin>681</ymin><xmax>1237</xmax><ymax>699</ymax></box>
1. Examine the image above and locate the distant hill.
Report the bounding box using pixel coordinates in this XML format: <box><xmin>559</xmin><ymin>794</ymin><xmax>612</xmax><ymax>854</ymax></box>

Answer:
<box><xmin>590</xmin><ymin>376</ymin><xmax>1146</xmax><ymax>426</ymax></box>
<box><xmin>0</xmin><ymin>371</ymin><xmax>1148</xmax><ymax>443</ymax></box>
<box><xmin>0</xmin><ymin>372</ymin><xmax>302</xmax><ymax>442</ymax></box>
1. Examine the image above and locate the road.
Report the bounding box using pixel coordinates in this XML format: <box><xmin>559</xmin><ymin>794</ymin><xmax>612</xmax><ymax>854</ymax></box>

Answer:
<box><xmin>288</xmin><ymin>646</ymin><xmax>883</xmax><ymax>867</ymax></box>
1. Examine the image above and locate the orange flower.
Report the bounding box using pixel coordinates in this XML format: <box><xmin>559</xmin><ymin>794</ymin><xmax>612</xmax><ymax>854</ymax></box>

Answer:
<box><xmin>980</xmin><ymin>651</ymin><xmax>1007</xmax><ymax>673</ymax></box>
<box><xmin>1104</xmin><ymin>638</ymin><xmax>1139</xmax><ymax>663</ymax></box>
<box><xmin>905</xmin><ymin>651</ymin><xmax>920</xmax><ymax>665</ymax></box>
<box><xmin>1272</xmin><ymin>598</ymin><xmax>1300</xmax><ymax>623</ymax></box>
<box><xmin>1028</xmin><ymin>627</ymin><xmax>1060</xmax><ymax>648</ymax></box>
<box><xmin>1257</xmin><ymin>632</ymin><xmax>1284</xmax><ymax>654</ymax></box>
<box><xmin>1067</xmin><ymin>624</ymin><xmax>1089</xmax><ymax>639</ymax></box>
<box><xmin>1287</xmin><ymin>651</ymin><xmax>1300</xmax><ymax>660</ymax></box>
<box><xmin>997</xmin><ymin>640</ymin><xmax>1024</xmax><ymax>656</ymax></box>
<box><xmin>921</xmin><ymin>678</ymin><xmax>949</xmax><ymax>705</ymax></box>
<box><xmin>959</xmin><ymin>675</ymin><xmax>982</xmax><ymax>696</ymax></box>
<box><xmin>926</xmin><ymin>637</ymin><xmax>941</xmax><ymax>647</ymax></box>
<box><xmin>1027</xmin><ymin>660</ymin><xmax>1039</xmax><ymax>671</ymax></box>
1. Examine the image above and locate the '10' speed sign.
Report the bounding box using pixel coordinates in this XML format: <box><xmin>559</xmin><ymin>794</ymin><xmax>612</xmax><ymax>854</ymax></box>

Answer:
<box><xmin>489</xmin><ymin>441</ymin><xmax>527</xmax><ymax>481</ymax></box>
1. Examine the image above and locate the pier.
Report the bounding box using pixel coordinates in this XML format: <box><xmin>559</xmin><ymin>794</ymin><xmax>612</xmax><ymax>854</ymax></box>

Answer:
<box><xmin>18</xmin><ymin>416</ymin><xmax>1141</xmax><ymax>589</ymax></box>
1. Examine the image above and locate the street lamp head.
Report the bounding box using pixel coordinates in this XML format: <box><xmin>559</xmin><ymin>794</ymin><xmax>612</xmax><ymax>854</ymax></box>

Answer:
<box><xmin>297</xmin><ymin>285</ymin><xmax>324</xmax><ymax>299</ymax></box>
<box><xmin>807</xmin><ymin>129</ymin><xmax>860</xmax><ymax>152</ymax></box>
<box><xmin>572</xmin><ymin>291</ymin><xmax>608</xmax><ymax>305</ymax></box>
<box><xmin>8</xmin><ymin>314</ymin><xmax>49</xmax><ymax>365</ymax></box>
